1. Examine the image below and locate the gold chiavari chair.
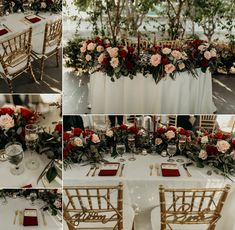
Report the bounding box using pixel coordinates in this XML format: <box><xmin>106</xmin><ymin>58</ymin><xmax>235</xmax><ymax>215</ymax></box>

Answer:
<box><xmin>0</xmin><ymin>28</ymin><xmax>37</xmax><ymax>93</ymax></box>
<box><xmin>32</xmin><ymin>18</ymin><xmax>62</xmax><ymax>80</ymax></box>
<box><xmin>199</xmin><ymin>115</ymin><xmax>217</xmax><ymax>133</ymax></box>
<box><xmin>151</xmin><ymin>184</ymin><xmax>230</xmax><ymax>230</ymax></box>
<box><xmin>168</xmin><ymin>115</ymin><xmax>177</xmax><ymax>127</ymax></box>
<box><xmin>155</xmin><ymin>40</ymin><xmax>182</xmax><ymax>49</ymax></box>
<box><xmin>63</xmin><ymin>183</ymin><xmax>135</xmax><ymax>230</ymax></box>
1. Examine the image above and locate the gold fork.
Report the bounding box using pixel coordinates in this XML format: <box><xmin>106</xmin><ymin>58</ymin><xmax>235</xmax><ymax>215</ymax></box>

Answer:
<box><xmin>149</xmin><ymin>164</ymin><xmax>153</xmax><ymax>176</ymax></box>
<box><xmin>155</xmin><ymin>163</ymin><xmax>160</xmax><ymax>176</ymax></box>
<box><xmin>13</xmin><ymin>210</ymin><xmax>18</xmax><ymax>224</ymax></box>
<box><xmin>19</xmin><ymin>211</ymin><xmax>23</xmax><ymax>225</ymax></box>
<box><xmin>92</xmin><ymin>166</ymin><xmax>99</xmax><ymax>177</ymax></box>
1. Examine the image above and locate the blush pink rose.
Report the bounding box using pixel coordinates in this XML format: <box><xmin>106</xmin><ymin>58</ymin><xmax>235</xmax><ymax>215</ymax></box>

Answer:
<box><xmin>80</xmin><ymin>46</ymin><xmax>86</xmax><ymax>53</ymax></box>
<box><xmin>204</xmin><ymin>51</ymin><xmax>212</xmax><ymax>60</ymax></box>
<box><xmin>199</xmin><ymin>149</ymin><xmax>208</xmax><ymax>160</ymax></box>
<box><xmin>210</xmin><ymin>48</ymin><xmax>217</xmax><ymax>57</ymax></box>
<box><xmin>85</xmin><ymin>54</ymin><xmax>92</xmax><ymax>62</ymax></box>
<box><xmin>0</xmin><ymin>114</ymin><xmax>14</xmax><ymax>130</ymax></box>
<box><xmin>106</xmin><ymin>129</ymin><xmax>113</xmax><ymax>137</ymax></box>
<box><xmin>165</xmin><ymin>130</ymin><xmax>175</xmax><ymax>139</ymax></box>
<box><xmin>150</xmin><ymin>54</ymin><xmax>161</xmax><ymax>67</ymax></box>
<box><xmin>87</xmin><ymin>42</ymin><xmax>96</xmax><ymax>51</ymax></box>
<box><xmin>110</xmin><ymin>57</ymin><xmax>119</xmax><ymax>68</ymax></box>
<box><xmin>171</xmin><ymin>50</ymin><xmax>183</xmax><ymax>60</ymax></box>
<box><xmin>165</xmin><ymin>63</ymin><xmax>176</xmax><ymax>74</ymax></box>
<box><xmin>155</xmin><ymin>138</ymin><xmax>163</xmax><ymax>145</ymax></box>
<box><xmin>107</xmin><ymin>47</ymin><xmax>119</xmax><ymax>58</ymax></box>
<box><xmin>91</xmin><ymin>134</ymin><xmax>100</xmax><ymax>143</ymax></box>
<box><xmin>216</xmin><ymin>140</ymin><xmax>230</xmax><ymax>153</ymax></box>
<box><xmin>96</xmin><ymin>45</ymin><xmax>104</xmax><ymax>53</ymax></box>
<box><xmin>98</xmin><ymin>53</ymin><xmax>105</xmax><ymax>64</ymax></box>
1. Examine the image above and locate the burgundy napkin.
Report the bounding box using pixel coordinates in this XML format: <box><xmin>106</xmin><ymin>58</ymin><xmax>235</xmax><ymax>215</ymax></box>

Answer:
<box><xmin>21</xmin><ymin>184</ymin><xmax>32</xmax><ymax>188</ymax></box>
<box><xmin>0</xmin><ymin>29</ymin><xmax>8</xmax><ymax>36</ymax></box>
<box><xmin>98</xmin><ymin>163</ymin><xmax>120</xmax><ymax>176</ymax></box>
<box><xmin>23</xmin><ymin>209</ymin><xmax>38</xmax><ymax>226</ymax></box>
<box><xmin>26</xmin><ymin>17</ymin><xmax>41</xmax><ymax>23</ymax></box>
<box><xmin>161</xmin><ymin>163</ymin><xmax>180</xmax><ymax>177</ymax></box>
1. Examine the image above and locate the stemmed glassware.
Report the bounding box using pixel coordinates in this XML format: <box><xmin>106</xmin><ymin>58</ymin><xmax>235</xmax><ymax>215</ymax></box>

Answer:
<box><xmin>5</xmin><ymin>142</ymin><xmax>24</xmax><ymax>175</ymax></box>
<box><xmin>25</xmin><ymin>124</ymin><xmax>40</xmax><ymax>170</ymax></box>
<box><xmin>128</xmin><ymin>134</ymin><xmax>136</xmax><ymax>161</ymax></box>
<box><xmin>116</xmin><ymin>142</ymin><xmax>126</xmax><ymax>162</ymax></box>
<box><xmin>30</xmin><ymin>191</ymin><xmax>37</xmax><ymax>206</ymax></box>
<box><xmin>167</xmin><ymin>143</ymin><xmax>177</xmax><ymax>162</ymax></box>
<box><xmin>177</xmin><ymin>138</ymin><xmax>186</xmax><ymax>163</ymax></box>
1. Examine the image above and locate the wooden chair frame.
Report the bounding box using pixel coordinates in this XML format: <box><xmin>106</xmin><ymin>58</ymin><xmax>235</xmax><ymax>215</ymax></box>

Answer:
<box><xmin>0</xmin><ymin>28</ymin><xmax>37</xmax><ymax>93</ymax></box>
<box><xmin>32</xmin><ymin>18</ymin><xmax>62</xmax><ymax>80</ymax></box>
<box><xmin>63</xmin><ymin>183</ymin><xmax>124</xmax><ymax>230</ymax></box>
<box><xmin>199</xmin><ymin>115</ymin><xmax>217</xmax><ymax>133</ymax></box>
<box><xmin>159</xmin><ymin>184</ymin><xmax>230</xmax><ymax>230</ymax></box>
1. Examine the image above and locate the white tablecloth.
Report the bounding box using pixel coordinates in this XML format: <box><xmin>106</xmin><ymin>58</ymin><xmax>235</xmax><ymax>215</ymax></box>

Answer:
<box><xmin>64</xmin><ymin>154</ymin><xmax>235</xmax><ymax>230</ymax></box>
<box><xmin>0</xmin><ymin>197</ymin><xmax>62</xmax><ymax>230</ymax></box>
<box><xmin>90</xmin><ymin>70</ymin><xmax>216</xmax><ymax>114</ymax></box>
<box><xmin>0</xmin><ymin>150</ymin><xmax>61</xmax><ymax>188</ymax></box>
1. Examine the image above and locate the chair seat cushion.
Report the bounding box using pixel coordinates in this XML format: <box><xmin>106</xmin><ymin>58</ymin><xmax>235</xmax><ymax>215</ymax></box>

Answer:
<box><xmin>0</xmin><ymin>60</ymin><xmax>28</xmax><ymax>78</ymax></box>
<box><xmin>151</xmin><ymin>206</ymin><xmax>208</xmax><ymax>230</ymax></box>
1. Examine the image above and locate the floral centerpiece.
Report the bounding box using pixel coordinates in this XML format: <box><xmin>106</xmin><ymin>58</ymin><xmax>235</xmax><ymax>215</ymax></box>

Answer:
<box><xmin>0</xmin><ymin>107</ymin><xmax>38</xmax><ymax>149</ymax></box>
<box><xmin>30</xmin><ymin>0</ymin><xmax>62</xmax><ymax>14</ymax></box>
<box><xmin>3</xmin><ymin>0</ymin><xmax>24</xmax><ymax>14</ymax></box>
<box><xmin>63</xmin><ymin>128</ymin><xmax>105</xmax><ymax>169</ymax></box>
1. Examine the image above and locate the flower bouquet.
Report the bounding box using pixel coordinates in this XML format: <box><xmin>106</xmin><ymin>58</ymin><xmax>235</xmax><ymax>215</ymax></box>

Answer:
<box><xmin>63</xmin><ymin>128</ymin><xmax>106</xmax><ymax>169</ymax></box>
<box><xmin>3</xmin><ymin>0</ymin><xmax>24</xmax><ymax>14</ymax></box>
<box><xmin>30</xmin><ymin>0</ymin><xmax>62</xmax><ymax>14</ymax></box>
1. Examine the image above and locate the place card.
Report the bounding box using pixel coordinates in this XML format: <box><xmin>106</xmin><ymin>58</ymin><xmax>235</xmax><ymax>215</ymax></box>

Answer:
<box><xmin>98</xmin><ymin>163</ymin><xmax>120</xmax><ymax>176</ymax></box>
<box><xmin>25</xmin><ymin>15</ymin><xmax>41</xmax><ymax>23</ymax></box>
<box><xmin>23</xmin><ymin>209</ymin><xmax>38</xmax><ymax>226</ymax></box>
<box><xmin>161</xmin><ymin>163</ymin><xmax>180</xmax><ymax>177</ymax></box>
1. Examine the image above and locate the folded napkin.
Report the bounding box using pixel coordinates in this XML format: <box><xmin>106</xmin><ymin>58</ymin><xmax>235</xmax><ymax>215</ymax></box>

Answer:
<box><xmin>98</xmin><ymin>163</ymin><xmax>120</xmax><ymax>176</ymax></box>
<box><xmin>21</xmin><ymin>184</ymin><xmax>32</xmax><ymax>188</ymax></box>
<box><xmin>25</xmin><ymin>16</ymin><xmax>41</xmax><ymax>23</ymax></box>
<box><xmin>23</xmin><ymin>209</ymin><xmax>38</xmax><ymax>226</ymax></box>
<box><xmin>161</xmin><ymin>163</ymin><xmax>180</xmax><ymax>177</ymax></box>
<box><xmin>0</xmin><ymin>28</ymin><xmax>8</xmax><ymax>36</ymax></box>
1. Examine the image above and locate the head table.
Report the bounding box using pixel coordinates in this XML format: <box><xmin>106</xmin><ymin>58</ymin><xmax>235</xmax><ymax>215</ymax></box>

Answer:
<box><xmin>0</xmin><ymin>150</ymin><xmax>61</xmax><ymax>188</ymax></box>
<box><xmin>64</xmin><ymin>154</ymin><xmax>235</xmax><ymax>230</ymax></box>
<box><xmin>89</xmin><ymin>69</ymin><xmax>216</xmax><ymax>114</ymax></box>
<box><xmin>0</xmin><ymin>197</ymin><xmax>62</xmax><ymax>230</ymax></box>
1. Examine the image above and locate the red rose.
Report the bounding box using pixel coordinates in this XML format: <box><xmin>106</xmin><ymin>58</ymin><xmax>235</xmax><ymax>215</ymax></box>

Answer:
<box><xmin>63</xmin><ymin>143</ymin><xmax>72</xmax><ymax>158</ymax></box>
<box><xmin>101</xmin><ymin>58</ymin><xmax>109</xmax><ymax>65</ymax></box>
<box><xmin>125</xmin><ymin>60</ymin><xmax>133</xmax><ymax>70</ymax></box>
<box><xmin>232</xmin><ymin>139</ymin><xmax>235</xmax><ymax>149</ymax></box>
<box><xmin>83</xmin><ymin>129</ymin><xmax>94</xmax><ymax>137</ymax></box>
<box><xmin>201</xmin><ymin>58</ymin><xmax>209</xmax><ymax>67</ymax></box>
<box><xmin>179</xmin><ymin>128</ymin><xmax>189</xmax><ymax>136</ymax></box>
<box><xmin>222</xmin><ymin>134</ymin><xmax>231</xmax><ymax>140</ymax></box>
<box><xmin>119</xmin><ymin>124</ymin><xmax>128</xmax><ymax>130</ymax></box>
<box><xmin>213</xmin><ymin>132</ymin><xmax>223</xmax><ymax>140</ymax></box>
<box><xmin>157</xmin><ymin>127</ymin><xmax>167</xmax><ymax>135</ymax></box>
<box><xmin>128</xmin><ymin>126</ymin><xmax>139</xmax><ymax>135</ymax></box>
<box><xmin>73</xmin><ymin>128</ymin><xmax>83</xmax><ymax>136</ymax></box>
<box><xmin>161</xmin><ymin>57</ymin><xmax>170</xmax><ymax>65</ymax></box>
<box><xmin>46</xmin><ymin>0</ymin><xmax>53</xmax><ymax>5</ymax></box>
<box><xmin>163</xmin><ymin>44</ymin><xmax>171</xmax><ymax>49</ymax></box>
<box><xmin>120</xmin><ymin>49</ymin><xmax>127</xmax><ymax>58</ymax></box>
<box><xmin>95</xmin><ymin>37</ymin><xmax>103</xmax><ymax>45</ymax></box>
<box><xmin>0</xmin><ymin>107</ymin><xmax>14</xmax><ymax>115</ymax></box>
<box><xmin>55</xmin><ymin>123</ymin><xmax>62</xmax><ymax>134</ymax></box>
<box><xmin>63</xmin><ymin>132</ymin><xmax>71</xmax><ymax>141</ymax></box>
<box><xmin>153</xmin><ymin>46</ymin><xmax>161</xmax><ymax>53</ymax></box>
<box><xmin>128</xmin><ymin>47</ymin><xmax>135</xmax><ymax>54</ymax></box>
<box><xmin>191</xmin><ymin>39</ymin><xmax>204</xmax><ymax>48</ymax></box>
<box><xmin>206</xmin><ymin>145</ymin><xmax>219</xmax><ymax>155</ymax></box>
<box><xmin>168</xmin><ymin>126</ymin><xmax>176</xmax><ymax>132</ymax></box>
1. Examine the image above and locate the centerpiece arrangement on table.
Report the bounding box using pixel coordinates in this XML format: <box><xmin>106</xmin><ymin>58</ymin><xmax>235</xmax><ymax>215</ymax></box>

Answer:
<box><xmin>64</xmin><ymin>36</ymin><xmax>218</xmax><ymax>84</ymax></box>
<box><xmin>63</xmin><ymin>124</ymin><xmax>235</xmax><ymax>178</ymax></box>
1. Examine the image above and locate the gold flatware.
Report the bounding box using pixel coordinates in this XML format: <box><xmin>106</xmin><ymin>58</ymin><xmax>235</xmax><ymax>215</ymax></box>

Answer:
<box><xmin>155</xmin><ymin>163</ymin><xmax>160</xmax><ymax>176</ymax></box>
<box><xmin>92</xmin><ymin>166</ymin><xmax>99</xmax><ymax>177</ymax></box>
<box><xmin>19</xmin><ymin>211</ymin><xmax>23</xmax><ymax>225</ymax></box>
<box><xmin>119</xmin><ymin>164</ymin><xmax>125</xmax><ymax>177</ymax></box>
<box><xmin>41</xmin><ymin>211</ymin><xmax>47</xmax><ymax>226</ymax></box>
<box><xmin>183</xmin><ymin>164</ymin><xmax>192</xmax><ymax>177</ymax></box>
<box><xmin>2</xmin><ymin>24</ymin><xmax>12</xmax><ymax>32</ymax></box>
<box><xmin>86</xmin><ymin>165</ymin><xmax>95</xmax><ymax>176</ymax></box>
<box><xmin>13</xmin><ymin>210</ymin><xmax>18</xmax><ymax>224</ymax></box>
<box><xmin>149</xmin><ymin>164</ymin><xmax>153</xmax><ymax>176</ymax></box>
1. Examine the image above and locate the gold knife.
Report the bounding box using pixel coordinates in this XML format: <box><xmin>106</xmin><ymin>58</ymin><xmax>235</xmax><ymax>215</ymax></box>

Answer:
<box><xmin>41</xmin><ymin>211</ymin><xmax>47</xmax><ymax>226</ymax></box>
<box><xmin>119</xmin><ymin>164</ymin><xmax>125</xmax><ymax>177</ymax></box>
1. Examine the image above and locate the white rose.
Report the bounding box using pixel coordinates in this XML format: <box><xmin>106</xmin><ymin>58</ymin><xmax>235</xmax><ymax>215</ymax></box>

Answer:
<box><xmin>165</xmin><ymin>130</ymin><xmax>175</xmax><ymax>139</ymax></box>
<box><xmin>72</xmin><ymin>137</ymin><xmax>83</xmax><ymax>147</ymax></box>
<box><xmin>85</xmin><ymin>54</ymin><xmax>92</xmax><ymax>62</ymax></box>
<box><xmin>199</xmin><ymin>149</ymin><xmax>208</xmax><ymax>160</ymax></box>
<box><xmin>204</xmin><ymin>51</ymin><xmax>212</xmax><ymax>60</ymax></box>
<box><xmin>178</xmin><ymin>62</ymin><xmax>185</xmax><ymax>70</ymax></box>
<box><xmin>53</xmin><ymin>199</ymin><xmax>62</xmax><ymax>209</ymax></box>
<box><xmin>216</xmin><ymin>140</ymin><xmax>230</xmax><ymax>153</ymax></box>
<box><xmin>110</xmin><ymin>57</ymin><xmax>119</xmax><ymax>68</ymax></box>
<box><xmin>182</xmin><ymin>52</ymin><xmax>188</xmax><ymax>60</ymax></box>
<box><xmin>106</xmin><ymin>130</ymin><xmax>113</xmax><ymax>137</ymax></box>
<box><xmin>155</xmin><ymin>138</ymin><xmax>162</xmax><ymax>145</ymax></box>
<box><xmin>92</xmin><ymin>134</ymin><xmax>100</xmax><ymax>143</ymax></box>
<box><xmin>162</xmin><ymin>47</ymin><xmax>171</xmax><ymax>55</ymax></box>
<box><xmin>96</xmin><ymin>45</ymin><xmax>104</xmax><ymax>53</ymax></box>
<box><xmin>210</xmin><ymin>48</ymin><xmax>217</xmax><ymax>57</ymax></box>
<box><xmin>201</xmin><ymin>136</ymin><xmax>209</xmax><ymax>144</ymax></box>
<box><xmin>41</xmin><ymin>2</ymin><xmax>47</xmax><ymax>8</ymax></box>
<box><xmin>87</xmin><ymin>42</ymin><xmax>96</xmax><ymax>51</ymax></box>
<box><xmin>0</xmin><ymin>114</ymin><xmax>14</xmax><ymax>130</ymax></box>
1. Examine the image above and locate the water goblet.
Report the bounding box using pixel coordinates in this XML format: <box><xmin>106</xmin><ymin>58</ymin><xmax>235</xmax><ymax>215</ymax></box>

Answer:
<box><xmin>128</xmin><ymin>134</ymin><xmax>136</xmax><ymax>161</ymax></box>
<box><xmin>116</xmin><ymin>142</ymin><xmax>126</xmax><ymax>162</ymax></box>
<box><xmin>167</xmin><ymin>143</ymin><xmax>177</xmax><ymax>162</ymax></box>
<box><xmin>30</xmin><ymin>191</ymin><xmax>37</xmax><ymax>206</ymax></box>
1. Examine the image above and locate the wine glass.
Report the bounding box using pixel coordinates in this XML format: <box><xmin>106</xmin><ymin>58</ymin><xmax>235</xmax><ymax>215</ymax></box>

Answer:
<box><xmin>5</xmin><ymin>142</ymin><xmax>24</xmax><ymax>175</ymax></box>
<box><xmin>116</xmin><ymin>142</ymin><xmax>126</xmax><ymax>162</ymax></box>
<box><xmin>167</xmin><ymin>143</ymin><xmax>177</xmax><ymax>162</ymax></box>
<box><xmin>25</xmin><ymin>124</ymin><xmax>40</xmax><ymax>170</ymax></box>
<box><xmin>128</xmin><ymin>134</ymin><xmax>136</xmax><ymax>161</ymax></box>
<box><xmin>30</xmin><ymin>191</ymin><xmax>37</xmax><ymax>206</ymax></box>
<box><xmin>177</xmin><ymin>138</ymin><xmax>186</xmax><ymax>163</ymax></box>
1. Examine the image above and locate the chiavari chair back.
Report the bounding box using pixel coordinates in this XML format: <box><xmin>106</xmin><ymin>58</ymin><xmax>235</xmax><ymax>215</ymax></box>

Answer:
<box><xmin>0</xmin><ymin>28</ymin><xmax>37</xmax><ymax>93</ymax></box>
<box><xmin>168</xmin><ymin>115</ymin><xmax>177</xmax><ymax>127</ymax></box>
<box><xmin>32</xmin><ymin>18</ymin><xmax>62</xmax><ymax>80</ymax></box>
<box><xmin>155</xmin><ymin>40</ymin><xmax>182</xmax><ymax>49</ymax></box>
<box><xmin>199</xmin><ymin>115</ymin><xmax>217</xmax><ymax>133</ymax></box>
<box><xmin>158</xmin><ymin>184</ymin><xmax>230</xmax><ymax>230</ymax></box>
<box><xmin>63</xmin><ymin>183</ymin><xmax>124</xmax><ymax>230</ymax></box>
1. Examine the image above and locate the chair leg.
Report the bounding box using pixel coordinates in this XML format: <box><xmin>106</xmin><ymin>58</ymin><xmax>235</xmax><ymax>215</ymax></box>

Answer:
<box><xmin>132</xmin><ymin>222</ymin><xmax>135</xmax><ymax>230</ymax></box>
<box><xmin>29</xmin><ymin>65</ymin><xmax>37</xmax><ymax>83</ymax></box>
<box><xmin>40</xmin><ymin>57</ymin><xmax>45</xmax><ymax>81</ymax></box>
<box><xmin>208</xmin><ymin>224</ymin><xmax>216</xmax><ymax>230</ymax></box>
<box><xmin>56</xmin><ymin>49</ymin><xmax>59</xmax><ymax>67</ymax></box>
<box><xmin>7</xmin><ymin>78</ymin><xmax>13</xmax><ymax>93</ymax></box>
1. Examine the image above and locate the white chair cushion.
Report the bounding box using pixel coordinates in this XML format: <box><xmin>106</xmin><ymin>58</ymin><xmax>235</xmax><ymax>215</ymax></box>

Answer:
<box><xmin>151</xmin><ymin>206</ymin><xmax>208</xmax><ymax>230</ymax></box>
<box><xmin>0</xmin><ymin>60</ymin><xmax>28</xmax><ymax>78</ymax></box>
<box><xmin>64</xmin><ymin>204</ymin><xmax>135</xmax><ymax>230</ymax></box>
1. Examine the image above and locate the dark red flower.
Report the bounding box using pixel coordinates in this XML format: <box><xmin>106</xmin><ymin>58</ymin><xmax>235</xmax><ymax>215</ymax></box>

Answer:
<box><xmin>46</xmin><ymin>0</ymin><xmax>53</xmax><ymax>5</ymax></box>
<box><xmin>95</xmin><ymin>37</ymin><xmax>103</xmax><ymax>45</ymax></box>
<box><xmin>157</xmin><ymin>127</ymin><xmax>167</xmax><ymax>135</ymax></box>
<box><xmin>213</xmin><ymin>132</ymin><xmax>223</xmax><ymax>140</ymax></box>
<box><xmin>120</xmin><ymin>49</ymin><xmax>127</xmax><ymax>58</ymax></box>
<box><xmin>73</xmin><ymin>128</ymin><xmax>83</xmax><ymax>136</ymax></box>
<box><xmin>153</xmin><ymin>45</ymin><xmax>161</xmax><ymax>53</ymax></box>
<box><xmin>178</xmin><ymin>128</ymin><xmax>189</xmax><ymax>136</ymax></box>
<box><xmin>119</xmin><ymin>124</ymin><xmax>128</xmax><ymax>130</ymax></box>
<box><xmin>0</xmin><ymin>107</ymin><xmax>14</xmax><ymax>116</ymax></box>
<box><xmin>163</xmin><ymin>45</ymin><xmax>171</xmax><ymax>49</ymax></box>
<box><xmin>168</xmin><ymin>126</ymin><xmax>176</xmax><ymax>132</ymax></box>
<box><xmin>63</xmin><ymin>132</ymin><xmax>71</xmax><ymax>141</ymax></box>
<box><xmin>128</xmin><ymin>47</ymin><xmax>135</xmax><ymax>54</ymax></box>
<box><xmin>101</xmin><ymin>58</ymin><xmax>109</xmax><ymax>65</ymax></box>
<box><xmin>83</xmin><ymin>129</ymin><xmax>94</xmax><ymax>137</ymax></box>
<box><xmin>191</xmin><ymin>39</ymin><xmax>204</xmax><ymax>48</ymax></box>
<box><xmin>63</xmin><ymin>143</ymin><xmax>72</xmax><ymax>158</ymax></box>
<box><xmin>206</xmin><ymin>145</ymin><xmax>219</xmax><ymax>155</ymax></box>
<box><xmin>201</xmin><ymin>58</ymin><xmax>209</xmax><ymax>68</ymax></box>
<box><xmin>125</xmin><ymin>60</ymin><xmax>133</xmax><ymax>70</ymax></box>
<box><xmin>55</xmin><ymin>123</ymin><xmax>62</xmax><ymax>134</ymax></box>
<box><xmin>231</xmin><ymin>139</ymin><xmax>235</xmax><ymax>149</ymax></box>
<box><xmin>161</xmin><ymin>57</ymin><xmax>170</xmax><ymax>65</ymax></box>
<box><xmin>20</xmin><ymin>108</ymin><xmax>35</xmax><ymax>119</ymax></box>
<box><xmin>128</xmin><ymin>126</ymin><xmax>139</xmax><ymax>135</ymax></box>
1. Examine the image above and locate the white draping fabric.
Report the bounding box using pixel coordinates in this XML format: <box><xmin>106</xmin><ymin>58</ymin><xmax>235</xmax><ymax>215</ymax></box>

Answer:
<box><xmin>90</xmin><ymin>70</ymin><xmax>216</xmax><ymax>114</ymax></box>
